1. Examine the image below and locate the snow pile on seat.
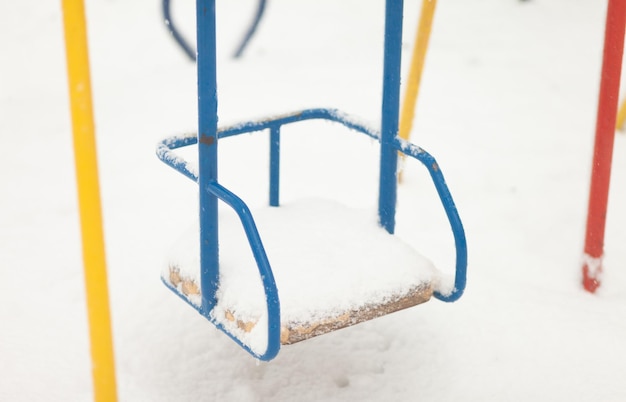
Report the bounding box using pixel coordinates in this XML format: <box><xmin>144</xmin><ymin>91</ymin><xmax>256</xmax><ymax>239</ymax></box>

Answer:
<box><xmin>164</xmin><ymin>198</ymin><xmax>438</xmax><ymax>354</ymax></box>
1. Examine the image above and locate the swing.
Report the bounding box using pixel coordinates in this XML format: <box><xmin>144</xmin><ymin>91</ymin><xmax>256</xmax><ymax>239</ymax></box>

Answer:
<box><xmin>157</xmin><ymin>0</ymin><xmax>467</xmax><ymax>361</ymax></box>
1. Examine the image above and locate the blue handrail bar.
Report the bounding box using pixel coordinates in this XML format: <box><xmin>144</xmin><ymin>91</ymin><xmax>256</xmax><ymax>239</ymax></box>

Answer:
<box><xmin>396</xmin><ymin>138</ymin><xmax>467</xmax><ymax>301</ymax></box>
<box><xmin>206</xmin><ymin>181</ymin><xmax>282</xmax><ymax>360</ymax></box>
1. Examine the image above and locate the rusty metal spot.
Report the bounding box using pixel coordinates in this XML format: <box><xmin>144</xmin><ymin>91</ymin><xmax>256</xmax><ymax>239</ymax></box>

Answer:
<box><xmin>432</xmin><ymin>162</ymin><xmax>439</xmax><ymax>172</ymax></box>
<box><xmin>199</xmin><ymin>134</ymin><xmax>215</xmax><ymax>146</ymax></box>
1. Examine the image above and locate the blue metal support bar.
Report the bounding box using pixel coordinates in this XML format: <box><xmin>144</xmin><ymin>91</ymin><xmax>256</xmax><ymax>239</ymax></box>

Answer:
<box><xmin>269</xmin><ymin>125</ymin><xmax>281</xmax><ymax>207</ymax></box>
<box><xmin>197</xmin><ymin>0</ymin><xmax>220</xmax><ymax>312</ymax></box>
<box><xmin>378</xmin><ymin>0</ymin><xmax>404</xmax><ymax>234</ymax></box>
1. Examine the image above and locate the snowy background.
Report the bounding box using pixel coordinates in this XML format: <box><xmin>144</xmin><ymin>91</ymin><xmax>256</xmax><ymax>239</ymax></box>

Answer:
<box><xmin>2</xmin><ymin>0</ymin><xmax>626</xmax><ymax>400</ymax></box>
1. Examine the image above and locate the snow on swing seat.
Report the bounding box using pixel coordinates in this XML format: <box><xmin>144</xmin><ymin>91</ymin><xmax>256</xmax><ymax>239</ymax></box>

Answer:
<box><xmin>163</xmin><ymin>197</ymin><xmax>438</xmax><ymax>355</ymax></box>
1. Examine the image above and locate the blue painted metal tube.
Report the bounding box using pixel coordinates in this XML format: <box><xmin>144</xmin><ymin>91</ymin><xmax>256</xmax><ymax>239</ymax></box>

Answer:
<box><xmin>378</xmin><ymin>0</ymin><xmax>404</xmax><ymax>234</ymax></box>
<box><xmin>155</xmin><ymin>109</ymin><xmax>381</xmax><ymax>183</ymax></box>
<box><xmin>233</xmin><ymin>0</ymin><xmax>267</xmax><ymax>58</ymax></box>
<box><xmin>269</xmin><ymin>125</ymin><xmax>281</xmax><ymax>207</ymax></box>
<box><xmin>197</xmin><ymin>0</ymin><xmax>220</xmax><ymax>312</ymax></box>
<box><xmin>218</xmin><ymin>109</ymin><xmax>380</xmax><ymax>140</ymax></box>
<box><xmin>396</xmin><ymin>138</ymin><xmax>467</xmax><ymax>302</ymax></box>
<box><xmin>156</xmin><ymin>132</ymin><xmax>199</xmax><ymax>182</ymax></box>
<box><xmin>163</xmin><ymin>0</ymin><xmax>197</xmax><ymax>62</ymax></box>
<box><xmin>206</xmin><ymin>181</ymin><xmax>281</xmax><ymax>360</ymax></box>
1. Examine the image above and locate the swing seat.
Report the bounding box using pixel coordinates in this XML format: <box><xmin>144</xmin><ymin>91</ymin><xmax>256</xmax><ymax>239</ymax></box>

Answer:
<box><xmin>157</xmin><ymin>108</ymin><xmax>467</xmax><ymax>360</ymax></box>
<box><xmin>163</xmin><ymin>198</ymin><xmax>436</xmax><ymax>351</ymax></box>
<box><xmin>158</xmin><ymin>0</ymin><xmax>467</xmax><ymax>362</ymax></box>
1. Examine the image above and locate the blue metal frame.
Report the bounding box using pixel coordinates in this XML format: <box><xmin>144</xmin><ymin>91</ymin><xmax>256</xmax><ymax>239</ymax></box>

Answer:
<box><xmin>156</xmin><ymin>0</ymin><xmax>467</xmax><ymax>361</ymax></box>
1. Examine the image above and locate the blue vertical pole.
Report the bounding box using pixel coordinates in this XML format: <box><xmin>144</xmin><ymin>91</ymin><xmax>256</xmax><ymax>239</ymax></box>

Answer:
<box><xmin>197</xmin><ymin>0</ymin><xmax>219</xmax><ymax>311</ymax></box>
<box><xmin>379</xmin><ymin>0</ymin><xmax>403</xmax><ymax>234</ymax></box>
<box><xmin>269</xmin><ymin>126</ymin><xmax>280</xmax><ymax>207</ymax></box>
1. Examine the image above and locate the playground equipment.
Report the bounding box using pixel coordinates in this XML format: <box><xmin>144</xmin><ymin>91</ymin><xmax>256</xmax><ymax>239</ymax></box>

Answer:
<box><xmin>157</xmin><ymin>0</ymin><xmax>467</xmax><ymax>361</ymax></box>
<box><xmin>581</xmin><ymin>0</ymin><xmax>626</xmax><ymax>293</ymax></box>
<box><xmin>163</xmin><ymin>0</ymin><xmax>267</xmax><ymax>60</ymax></box>
<box><xmin>61</xmin><ymin>0</ymin><xmax>117</xmax><ymax>400</ymax></box>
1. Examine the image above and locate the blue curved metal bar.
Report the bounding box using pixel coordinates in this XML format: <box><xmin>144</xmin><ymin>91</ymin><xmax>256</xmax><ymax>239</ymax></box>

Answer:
<box><xmin>156</xmin><ymin>180</ymin><xmax>281</xmax><ymax>360</ymax></box>
<box><xmin>395</xmin><ymin>139</ymin><xmax>467</xmax><ymax>302</ymax></box>
<box><xmin>163</xmin><ymin>0</ymin><xmax>196</xmax><ymax>62</ymax></box>
<box><xmin>232</xmin><ymin>0</ymin><xmax>267</xmax><ymax>58</ymax></box>
<box><xmin>156</xmin><ymin>132</ymin><xmax>198</xmax><ymax>182</ymax></box>
<box><xmin>206</xmin><ymin>181</ymin><xmax>281</xmax><ymax>360</ymax></box>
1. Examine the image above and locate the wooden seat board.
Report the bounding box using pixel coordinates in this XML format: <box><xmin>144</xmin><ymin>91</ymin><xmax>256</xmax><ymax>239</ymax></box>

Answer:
<box><xmin>164</xmin><ymin>198</ymin><xmax>438</xmax><ymax>355</ymax></box>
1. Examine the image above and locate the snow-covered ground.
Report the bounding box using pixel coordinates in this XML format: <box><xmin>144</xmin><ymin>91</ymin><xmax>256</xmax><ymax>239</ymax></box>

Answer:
<box><xmin>2</xmin><ymin>0</ymin><xmax>626</xmax><ymax>400</ymax></box>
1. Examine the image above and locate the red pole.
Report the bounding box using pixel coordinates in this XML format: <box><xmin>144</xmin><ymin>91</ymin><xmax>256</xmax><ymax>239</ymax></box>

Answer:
<box><xmin>582</xmin><ymin>0</ymin><xmax>626</xmax><ymax>293</ymax></box>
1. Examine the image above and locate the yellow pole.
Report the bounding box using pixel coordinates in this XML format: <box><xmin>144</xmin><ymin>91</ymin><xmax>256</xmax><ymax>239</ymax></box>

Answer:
<box><xmin>616</xmin><ymin>97</ymin><xmax>626</xmax><ymax>131</ymax></box>
<box><xmin>398</xmin><ymin>0</ymin><xmax>437</xmax><ymax>181</ymax></box>
<box><xmin>61</xmin><ymin>1</ymin><xmax>118</xmax><ymax>401</ymax></box>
